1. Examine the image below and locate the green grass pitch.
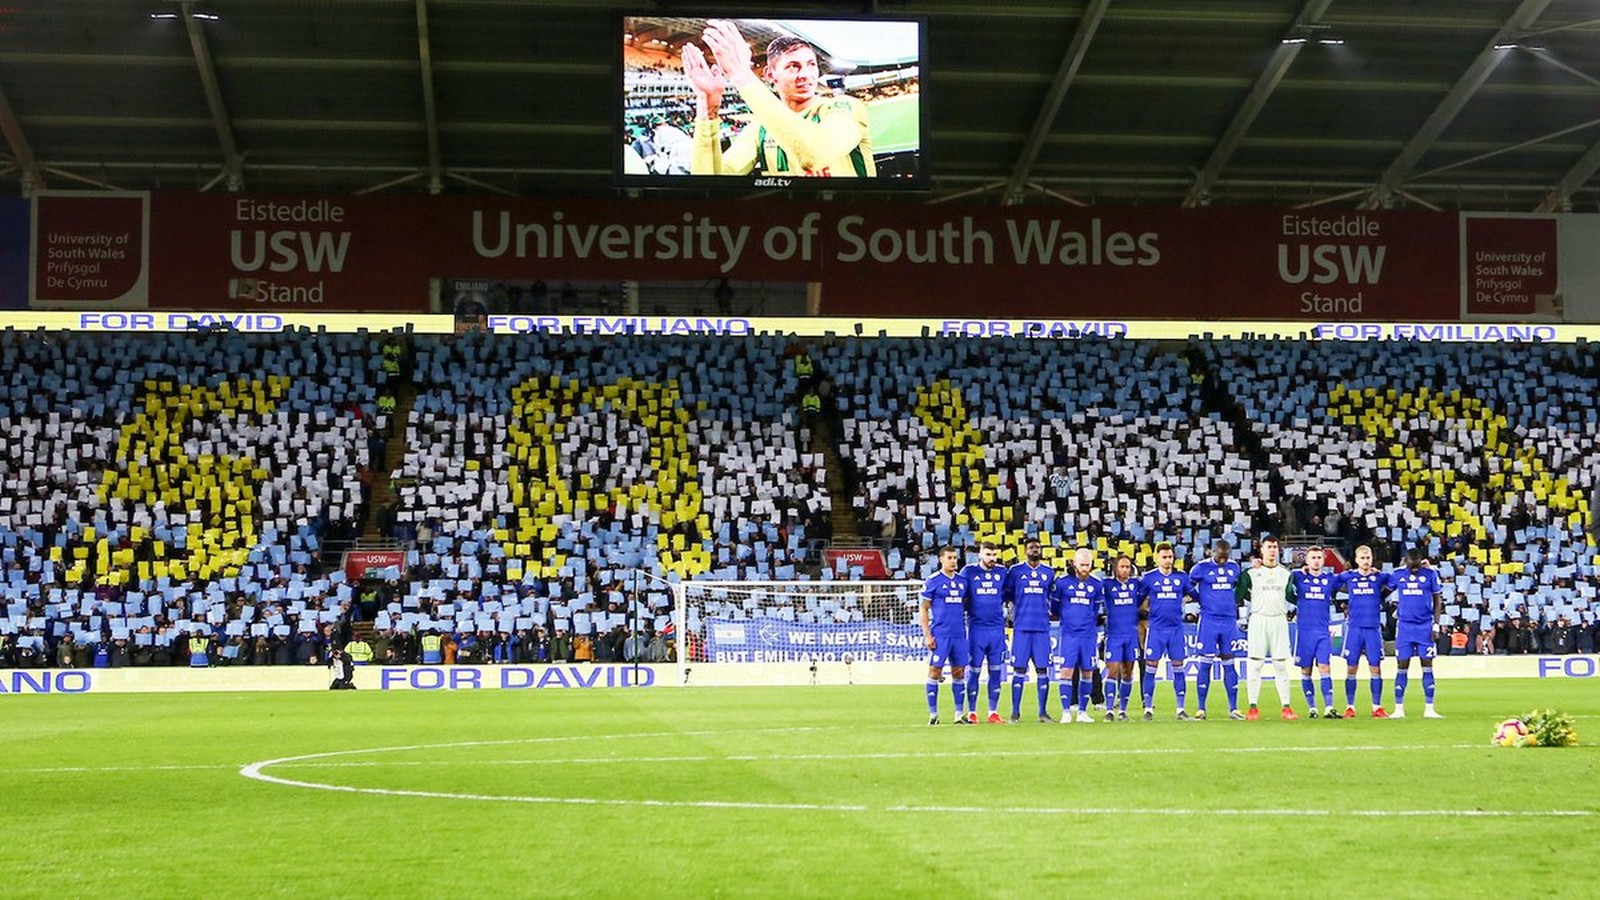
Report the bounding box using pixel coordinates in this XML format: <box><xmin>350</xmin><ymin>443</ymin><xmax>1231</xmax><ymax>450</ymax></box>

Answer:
<box><xmin>867</xmin><ymin>94</ymin><xmax>919</xmax><ymax>155</ymax></box>
<box><xmin>2</xmin><ymin>679</ymin><xmax>1596</xmax><ymax>897</ymax></box>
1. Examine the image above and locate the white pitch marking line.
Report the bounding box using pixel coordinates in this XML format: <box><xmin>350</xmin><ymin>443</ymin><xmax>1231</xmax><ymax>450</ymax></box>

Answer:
<box><xmin>7</xmin><ymin>725</ymin><xmax>859</xmax><ymax>775</ymax></box>
<box><xmin>16</xmin><ymin>742</ymin><xmax>1489</xmax><ymax>774</ymax></box>
<box><xmin>885</xmin><ymin>805</ymin><xmax>1597</xmax><ymax>818</ymax></box>
<box><xmin>19</xmin><ymin>762</ymin><xmax>240</xmax><ymax>773</ymax></box>
<box><xmin>234</xmin><ymin>736</ymin><xmax>1600</xmax><ymax>818</ymax></box>
<box><xmin>272</xmin><ymin>743</ymin><xmax>1485</xmax><ymax>768</ymax></box>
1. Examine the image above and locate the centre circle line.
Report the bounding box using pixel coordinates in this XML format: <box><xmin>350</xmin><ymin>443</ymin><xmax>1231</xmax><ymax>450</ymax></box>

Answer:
<box><xmin>237</xmin><ymin>730</ymin><xmax>1597</xmax><ymax>818</ymax></box>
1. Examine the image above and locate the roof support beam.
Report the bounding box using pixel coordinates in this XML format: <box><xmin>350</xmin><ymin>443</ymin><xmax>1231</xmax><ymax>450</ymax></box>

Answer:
<box><xmin>1361</xmin><ymin>0</ymin><xmax>1553</xmax><ymax>208</ymax></box>
<box><xmin>445</xmin><ymin>171</ymin><xmax>516</xmax><ymax>197</ymax></box>
<box><xmin>0</xmin><ymin>79</ymin><xmax>44</xmax><ymax>193</ymax></box>
<box><xmin>1523</xmin><ymin>41</ymin><xmax>1600</xmax><ymax>208</ymax></box>
<box><xmin>1184</xmin><ymin>0</ymin><xmax>1333</xmax><ymax>207</ymax></box>
<box><xmin>354</xmin><ymin>170</ymin><xmax>425</xmax><ymax>195</ymax></box>
<box><xmin>1002</xmin><ymin>0</ymin><xmax>1111</xmax><ymax>205</ymax></box>
<box><xmin>416</xmin><ymin>0</ymin><xmax>443</xmax><ymax>194</ymax></box>
<box><xmin>1537</xmin><ymin>141</ymin><xmax>1600</xmax><ymax>211</ymax></box>
<box><xmin>926</xmin><ymin>181</ymin><xmax>1004</xmax><ymax>204</ymax></box>
<box><xmin>1025</xmin><ymin>182</ymin><xmax>1088</xmax><ymax>206</ymax></box>
<box><xmin>181</xmin><ymin>1</ymin><xmax>243</xmax><ymax>190</ymax></box>
<box><xmin>1411</xmin><ymin>115</ymin><xmax>1600</xmax><ymax>182</ymax></box>
<box><xmin>42</xmin><ymin>166</ymin><xmax>121</xmax><ymax>192</ymax></box>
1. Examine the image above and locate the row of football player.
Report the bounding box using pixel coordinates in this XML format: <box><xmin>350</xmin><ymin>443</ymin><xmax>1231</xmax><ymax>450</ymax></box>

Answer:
<box><xmin>917</xmin><ymin>536</ymin><xmax>1444</xmax><ymax>725</ymax></box>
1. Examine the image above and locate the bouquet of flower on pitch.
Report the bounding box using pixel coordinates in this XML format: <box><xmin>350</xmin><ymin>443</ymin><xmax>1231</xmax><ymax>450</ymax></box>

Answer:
<box><xmin>1493</xmin><ymin>709</ymin><xmax>1579</xmax><ymax>747</ymax></box>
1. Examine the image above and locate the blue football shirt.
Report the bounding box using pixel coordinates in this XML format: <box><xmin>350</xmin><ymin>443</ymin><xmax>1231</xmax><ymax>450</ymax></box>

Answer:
<box><xmin>1004</xmin><ymin>562</ymin><xmax>1056</xmax><ymax>632</ymax></box>
<box><xmin>1390</xmin><ymin>567</ymin><xmax>1441</xmax><ymax>629</ymax></box>
<box><xmin>1290</xmin><ymin>570</ymin><xmax>1338</xmax><ymax>630</ymax></box>
<box><xmin>1188</xmin><ymin>559</ymin><xmax>1241</xmax><ymax>620</ymax></box>
<box><xmin>1140</xmin><ymin>569</ymin><xmax>1190</xmax><ymax>631</ymax></box>
<box><xmin>1102</xmin><ymin>576</ymin><xmax>1141</xmax><ymax>639</ymax></box>
<box><xmin>922</xmin><ymin>571</ymin><xmax>968</xmax><ymax>636</ymax></box>
<box><xmin>1338</xmin><ymin>569</ymin><xmax>1390</xmax><ymax>628</ymax></box>
<box><xmin>1053</xmin><ymin>574</ymin><xmax>1103</xmax><ymax>637</ymax></box>
<box><xmin>961</xmin><ymin>563</ymin><xmax>1008</xmax><ymax>630</ymax></box>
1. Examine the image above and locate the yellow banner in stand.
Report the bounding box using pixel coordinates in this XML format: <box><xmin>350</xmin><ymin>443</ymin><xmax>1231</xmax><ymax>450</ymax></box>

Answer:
<box><xmin>4</xmin><ymin>310</ymin><xmax>1600</xmax><ymax>343</ymax></box>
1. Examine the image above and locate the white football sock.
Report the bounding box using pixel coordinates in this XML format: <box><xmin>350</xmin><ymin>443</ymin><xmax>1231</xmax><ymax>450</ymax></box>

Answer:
<box><xmin>1273</xmin><ymin>658</ymin><xmax>1296</xmax><ymax>708</ymax></box>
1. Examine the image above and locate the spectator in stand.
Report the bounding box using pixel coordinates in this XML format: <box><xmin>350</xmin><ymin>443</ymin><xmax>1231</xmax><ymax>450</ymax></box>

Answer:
<box><xmin>493</xmin><ymin>630</ymin><xmax>517</xmax><ymax>664</ymax></box>
<box><xmin>369</xmin><ymin>630</ymin><xmax>392</xmax><ymax>665</ymax></box>
<box><xmin>219</xmin><ymin>635</ymin><xmax>246</xmax><ymax>665</ymax></box>
<box><xmin>14</xmin><ymin>635</ymin><xmax>42</xmax><ymax>669</ymax></box>
<box><xmin>1323</xmin><ymin>507</ymin><xmax>1344</xmax><ymax>539</ymax></box>
<box><xmin>55</xmin><ymin>634</ymin><xmax>78</xmax><ymax>669</ymax></box>
<box><xmin>624</xmin><ymin>628</ymin><xmax>648</xmax><ymax>663</ymax></box>
<box><xmin>1546</xmin><ymin>617</ymin><xmax>1575</xmax><ymax>654</ymax></box>
<box><xmin>1517</xmin><ymin>617</ymin><xmax>1540</xmax><ymax>655</ymax></box>
<box><xmin>1477</xmin><ymin>624</ymin><xmax>1496</xmax><ymax>655</ymax></box>
<box><xmin>392</xmin><ymin>629</ymin><xmax>416</xmax><ymax>664</ymax></box>
<box><xmin>293</xmin><ymin>631</ymin><xmax>323</xmax><ymax>666</ymax></box>
<box><xmin>269</xmin><ymin>633</ymin><xmax>291</xmax><ymax>665</ymax></box>
<box><xmin>456</xmin><ymin>630</ymin><xmax>484</xmax><ymax>665</ymax></box>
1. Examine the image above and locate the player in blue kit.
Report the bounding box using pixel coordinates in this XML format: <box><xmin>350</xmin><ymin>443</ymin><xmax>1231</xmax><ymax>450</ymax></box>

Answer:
<box><xmin>1101</xmin><ymin>555</ymin><xmax>1141</xmax><ymax>721</ymax></box>
<box><xmin>1139</xmin><ymin>542</ymin><xmax>1192</xmax><ymax>721</ymax></box>
<box><xmin>1004</xmin><ymin>538</ymin><xmax>1057</xmax><ymax>723</ymax></box>
<box><xmin>1290</xmin><ymin>546</ymin><xmax>1341</xmax><ymax>720</ymax></box>
<box><xmin>1336</xmin><ymin>544</ymin><xmax>1391</xmax><ymax>718</ymax></box>
<box><xmin>1053</xmin><ymin>547</ymin><xmax>1103</xmax><ymax>724</ymax></box>
<box><xmin>919</xmin><ymin>546</ymin><xmax>970</xmax><ymax>725</ymax></box>
<box><xmin>1390</xmin><ymin>549</ymin><xmax>1445</xmax><ymax>719</ymax></box>
<box><xmin>1187</xmin><ymin>540</ymin><xmax>1244</xmax><ymax>720</ymax></box>
<box><xmin>961</xmin><ymin>541</ymin><xmax>1009</xmax><ymax>724</ymax></box>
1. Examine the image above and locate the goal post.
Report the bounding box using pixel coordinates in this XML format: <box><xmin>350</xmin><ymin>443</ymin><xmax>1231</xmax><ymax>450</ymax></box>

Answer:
<box><xmin>671</xmin><ymin>580</ymin><xmax>929</xmax><ymax>686</ymax></box>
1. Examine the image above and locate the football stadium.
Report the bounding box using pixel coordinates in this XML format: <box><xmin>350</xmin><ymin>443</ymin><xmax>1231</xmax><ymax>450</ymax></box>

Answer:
<box><xmin>3</xmin><ymin>1</ymin><xmax>1600</xmax><ymax>897</ymax></box>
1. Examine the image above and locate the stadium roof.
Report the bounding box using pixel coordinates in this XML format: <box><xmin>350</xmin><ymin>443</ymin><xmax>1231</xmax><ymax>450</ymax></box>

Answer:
<box><xmin>1</xmin><ymin>0</ymin><xmax>1598</xmax><ymax>210</ymax></box>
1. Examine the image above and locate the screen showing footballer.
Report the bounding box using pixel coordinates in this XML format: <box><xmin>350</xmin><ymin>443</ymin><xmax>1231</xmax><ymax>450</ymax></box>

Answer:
<box><xmin>619</xmin><ymin>15</ymin><xmax>925</xmax><ymax>189</ymax></box>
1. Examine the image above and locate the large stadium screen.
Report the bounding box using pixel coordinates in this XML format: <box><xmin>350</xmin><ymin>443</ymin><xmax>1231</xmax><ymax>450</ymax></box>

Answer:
<box><xmin>618</xmin><ymin>15</ymin><xmax>926</xmax><ymax>190</ymax></box>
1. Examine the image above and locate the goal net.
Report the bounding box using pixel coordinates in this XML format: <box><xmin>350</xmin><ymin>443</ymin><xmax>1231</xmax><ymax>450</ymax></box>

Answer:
<box><xmin>672</xmin><ymin>580</ymin><xmax>928</xmax><ymax>685</ymax></box>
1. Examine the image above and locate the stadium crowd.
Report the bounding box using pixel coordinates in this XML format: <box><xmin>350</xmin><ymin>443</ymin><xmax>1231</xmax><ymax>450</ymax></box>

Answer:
<box><xmin>2</xmin><ymin>327</ymin><xmax>1597</xmax><ymax>672</ymax></box>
